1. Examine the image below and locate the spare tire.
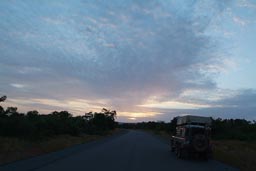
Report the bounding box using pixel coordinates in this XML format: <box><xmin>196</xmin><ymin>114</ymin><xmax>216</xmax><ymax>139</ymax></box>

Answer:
<box><xmin>192</xmin><ymin>134</ymin><xmax>208</xmax><ymax>152</ymax></box>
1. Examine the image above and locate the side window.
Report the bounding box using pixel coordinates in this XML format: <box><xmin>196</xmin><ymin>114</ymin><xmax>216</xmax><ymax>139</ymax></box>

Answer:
<box><xmin>176</xmin><ymin>127</ymin><xmax>180</xmax><ymax>136</ymax></box>
<box><xmin>181</xmin><ymin>128</ymin><xmax>186</xmax><ymax>137</ymax></box>
<box><xmin>176</xmin><ymin>127</ymin><xmax>186</xmax><ymax>137</ymax></box>
<box><xmin>176</xmin><ymin>127</ymin><xmax>187</xmax><ymax>137</ymax></box>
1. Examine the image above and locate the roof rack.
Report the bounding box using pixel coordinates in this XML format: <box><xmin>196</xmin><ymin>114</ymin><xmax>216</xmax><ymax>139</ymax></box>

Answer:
<box><xmin>177</xmin><ymin>115</ymin><xmax>212</xmax><ymax>126</ymax></box>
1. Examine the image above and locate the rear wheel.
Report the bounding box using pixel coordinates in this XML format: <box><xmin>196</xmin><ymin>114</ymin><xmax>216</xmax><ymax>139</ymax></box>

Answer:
<box><xmin>170</xmin><ymin>140</ymin><xmax>175</xmax><ymax>152</ymax></box>
<box><xmin>192</xmin><ymin>134</ymin><xmax>208</xmax><ymax>152</ymax></box>
<box><xmin>175</xmin><ymin>147</ymin><xmax>179</xmax><ymax>156</ymax></box>
<box><xmin>176</xmin><ymin>148</ymin><xmax>186</xmax><ymax>159</ymax></box>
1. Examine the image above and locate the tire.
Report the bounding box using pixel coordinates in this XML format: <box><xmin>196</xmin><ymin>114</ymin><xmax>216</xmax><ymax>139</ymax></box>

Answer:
<box><xmin>175</xmin><ymin>147</ymin><xmax>179</xmax><ymax>157</ymax></box>
<box><xmin>170</xmin><ymin>142</ymin><xmax>175</xmax><ymax>152</ymax></box>
<box><xmin>192</xmin><ymin>134</ymin><xmax>208</xmax><ymax>152</ymax></box>
<box><xmin>170</xmin><ymin>140</ymin><xmax>175</xmax><ymax>152</ymax></box>
<box><xmin>176</xmin><ymin>148</ymin><xmax>185</xmax><ymax>159</ymax></box>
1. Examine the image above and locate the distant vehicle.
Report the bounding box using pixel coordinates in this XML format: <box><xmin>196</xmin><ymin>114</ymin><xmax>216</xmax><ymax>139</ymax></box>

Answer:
<box><xmin>170</xmin><ymin>115</ymin><xmax>212</xmax><ymax>160</ymax></box>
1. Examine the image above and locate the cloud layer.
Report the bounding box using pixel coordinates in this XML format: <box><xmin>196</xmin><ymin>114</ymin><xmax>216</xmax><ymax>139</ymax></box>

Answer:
<box><xmin>0</xmin><ymin>0</ymin><xmax>255</xmax><ymax>121</ymax></box>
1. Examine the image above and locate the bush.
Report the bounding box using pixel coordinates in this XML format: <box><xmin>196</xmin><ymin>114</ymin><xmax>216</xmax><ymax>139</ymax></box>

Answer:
<box><xmin>0</xmin><ymin>106</ymin><xmax>117</xmax><ymax>139</ymax></box>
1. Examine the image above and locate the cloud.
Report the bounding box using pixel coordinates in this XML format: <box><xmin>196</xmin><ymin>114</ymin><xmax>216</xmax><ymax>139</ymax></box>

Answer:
<box><xmin>103</xmin><ymin>43</ymin><xmax>116</xmax><ymax>48</ymax></box>
<box><xmin>10</xmin><ymin>84</ymin><xmax>27</xmax><ymax>89</ymax></box>
<box><xmin>139</xmin><ymin>101</ymin><xmax>211</xmax><ymax>110</ymax></box>
<box><xmin>0</xmin><ymin>0</ymin><xmax>255</xmax><ymax>121</ymax></box>
<box><xmin>233</xmin><ymin>16</ymin><xmax>249</xmax><ymax>26</ymax></box>
<box><xmin>238</xmin><ymin>0</ymin><xmax>256</xmax><ymax>9</ymax></box>
<box><xmin>4</xmin><ymin>97</ymin><xmax>107</xmax><ymax>115</ymax></box>
<box><xmin>145</xmin><ymin>89</ymin><xmax>256</xmax><ymax>121</ymax></box>
<box><xmin>214</xmin><ymin>89</ymin><xmax>256</xmax><ymax>108</ymax></box>
<box><xmin>18</xmin><ymin>67</ymin><xmax>42</xmax><ymax>74</ymax></box>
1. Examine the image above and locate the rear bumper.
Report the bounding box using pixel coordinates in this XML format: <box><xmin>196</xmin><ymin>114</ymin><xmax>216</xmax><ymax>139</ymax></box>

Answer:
<box><xmin>182</xmin><ymin>143</ymin><xmax>212</xmax><ymax>154</ymax></box>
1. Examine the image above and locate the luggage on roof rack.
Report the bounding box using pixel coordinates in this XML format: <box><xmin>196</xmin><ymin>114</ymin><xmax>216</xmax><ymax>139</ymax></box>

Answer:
<box><xmin>176</xmin><ymin>115</ymin><xmax>212</xmax><ymax>126</ymax></box>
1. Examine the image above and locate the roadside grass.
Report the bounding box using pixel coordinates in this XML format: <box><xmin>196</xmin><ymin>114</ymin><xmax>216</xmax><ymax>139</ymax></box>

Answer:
<box><xmin>0</xmin><ymin>130</ymin><xmax>118</xmax><ymax>165</ymax></box>
<box><xmin>146</xmin><ymin>130</ymin><xmax>255</xmax><ymax>171</ymax></box>
<box><xmin>151</xmin><ymin>130</ymin><xmax>171</xmax><ymax>139</ymax></box>
<box><xmin>212</xmin><ymin>140</ymin><xmax>256</xmax><ymax>171</ymax></box>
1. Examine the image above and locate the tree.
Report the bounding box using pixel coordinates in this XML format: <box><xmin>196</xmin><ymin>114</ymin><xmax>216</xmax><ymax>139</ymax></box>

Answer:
<box><xmin>101</xmin><ymin>108</ymin><xmax>117</xmax><ymax>120</ymax></box>
<box><xmin>84</xmin><ymin>112</ymin><xmax>93</xmax><ymax>121</ymax></box>
<box><xmin>0</xmin><ymin>106</ymin><xmax>5</xmax><ymax>116</ymax></box>
<box><xmin>0</xmin><ymin>95</ymin><xmax>7</xmax><ymax>117</ymax></box>
<box><xmin>102</xmin><ymin>108</ymin><xmax>117</xmax><ymax>129</ymax></box>
<box><xmin>52</xmin><ymin>111</ymin><xmax>72</xmax><ymax>118</ymax></box>
<box><xmin>170</xmin><ymin>117</ymin><xmax>177</xmax><ymax>134</ymax></box>
<box><xmin>0</xmin><ymin>95</ymin><xmax>7</xmax><ymax>102</ymax></box>
<box><xmin>27</xmin><ymin>110</ymin><xmax>39</xmax><ymax>118</ymax></box>
<box><xmin>5</xmin><ymin>107</ymin><xmax>18</xmax><ymax>115</ymax></box>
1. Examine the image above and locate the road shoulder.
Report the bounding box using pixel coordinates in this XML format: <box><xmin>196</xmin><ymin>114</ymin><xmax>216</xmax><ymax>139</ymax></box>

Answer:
<box><xmin>0</xmin><ymin>129</ymin><xmax>128</xmax><ymax>171</ymax></box>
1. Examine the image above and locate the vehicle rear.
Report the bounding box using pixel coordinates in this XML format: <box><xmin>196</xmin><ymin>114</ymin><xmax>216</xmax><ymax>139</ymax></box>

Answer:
<box><xmin>185</xmin><ymin>125</ymin><xmax>212</xmax><ymax>158</ymax></box>
<box><xmin>170</xmin><ymin>115</ymin><xmax>212</xmax><ymax>160</ymax></box>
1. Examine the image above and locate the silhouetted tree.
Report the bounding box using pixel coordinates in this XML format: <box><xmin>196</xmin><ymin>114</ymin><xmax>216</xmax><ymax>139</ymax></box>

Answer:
<box><xmin>0</xmin><ymin>101</ymin><xmax>118</xmax><ymax>138</ymax></box>
<box><xmin>0</xmin><ymin>95</ymin><xmax>7</xmax><ymax>117</ymax></box>
<box><xmin>0</xmin><ymin>95</ymin><xmax>7</xmax><ymax>102</ymax></box>
<box><xmin>27</xmin><ymin>110</ymin><xmax>39</xmax><ymax>118</ymax></box>
<box><xmin>102</xmin><ymin>108</ymin><xmax>117</xmax><ymax>119</ymax></box>
<box><xmin>170</xmin><ymin>117</ymin><xmax>177</xmax><ymax>134</ymax></box>
<box><xmin>5</xmin><ymin>107</ymin><xmax>18</xmax><ymax>116</ymax></box>
<box><xmin>0</xmin><ymin>106</ymin><xmax>5</xmax><ymax>117</ymax></box>
<box><xmin>84</xmin><ymin>112</ymin><xmax>93</xmax><ymax>121</ymax></box>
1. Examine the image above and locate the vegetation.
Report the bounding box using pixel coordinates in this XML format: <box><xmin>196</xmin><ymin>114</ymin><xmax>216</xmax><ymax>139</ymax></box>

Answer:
<box><xmin>119</xmin><ymin>117</ymin><xmax>256</xmax><ymax>141</ymax></box>
<box><xmin>0</xmin><ymin>108</ymin><xmax>117</xmax><ymax>139</ymax></box>
<box><xmin>0</xmin><ymin>96</ymin><xmax>117</xmax><ymax>140</ymax></box>
<box><xmin>211</xmin><ymin>118</ymin><xmax>256</xmax><ymax>141</ymax></box>
<box><xmin>212</xmin><ymin>140</ymin><xmax>256</xmax><ymax>171</ymax></box>
<box><xmin>0</xmin><ymin>95</ymin><xmax>118</xmax><ymax>164</ymax></box>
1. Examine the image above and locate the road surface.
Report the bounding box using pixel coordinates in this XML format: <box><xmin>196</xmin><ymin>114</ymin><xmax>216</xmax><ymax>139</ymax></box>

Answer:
<box><xmin>0</xmin><ymin>130</ymin><xmax>239</xmax><ymax>171</ymax></box>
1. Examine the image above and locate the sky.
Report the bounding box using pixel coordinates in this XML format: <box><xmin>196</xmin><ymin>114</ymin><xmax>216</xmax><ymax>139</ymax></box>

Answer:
<box><xmin>0</xmin><ymin>0</ymin><xmax>256</xmax><ymax>122</ymax></box>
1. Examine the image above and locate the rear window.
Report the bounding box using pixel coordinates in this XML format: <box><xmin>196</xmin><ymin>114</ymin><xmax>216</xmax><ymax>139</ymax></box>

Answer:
<box><xmin>190</xmin><ymin>128</ymin><xmax>205</xmax><ymax>135</ymax></box>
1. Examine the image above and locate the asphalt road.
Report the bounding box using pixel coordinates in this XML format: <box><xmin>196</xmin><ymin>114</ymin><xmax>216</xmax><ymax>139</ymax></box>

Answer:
<box><xmin>0</xmin><ymin>130</ymin><xmax>239</xmax><ymax>171</ymax></box>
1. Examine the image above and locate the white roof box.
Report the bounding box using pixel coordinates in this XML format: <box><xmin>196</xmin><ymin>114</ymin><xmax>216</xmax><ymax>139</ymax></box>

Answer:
<box><xmin>177</xmin><ymin>115</ymin><xmax>212</xmax><ymax>126</ymax></box>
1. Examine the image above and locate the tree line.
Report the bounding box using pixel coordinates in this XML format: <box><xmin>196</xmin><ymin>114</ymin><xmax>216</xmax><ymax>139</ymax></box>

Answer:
<box><xmin>1</xmin><ymin>95</ymin><xmax>256</xmax><ymax>141</ymax></box>
<box><xmin>119</xmin><ymin>117</ymin><xmax>256</xmax><ymax>141</ymax></box>
<box><xmin>0</xmin><ymin>96</ymin><xmax>117</xmax><ymax>139</ymax></box>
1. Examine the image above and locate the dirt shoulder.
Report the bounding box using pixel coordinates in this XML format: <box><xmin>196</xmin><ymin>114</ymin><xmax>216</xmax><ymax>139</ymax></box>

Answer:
<box><xmin>0</xmin><ymin>129</ymin><xmax>120</xmax><ymax>165</ymax></box>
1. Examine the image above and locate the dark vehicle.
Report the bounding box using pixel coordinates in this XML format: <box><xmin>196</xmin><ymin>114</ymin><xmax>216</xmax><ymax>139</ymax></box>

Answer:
<box><xmin>170</xmin><ymin>115</ymin><xmax>212</xmax><ymax>160</ymax></box>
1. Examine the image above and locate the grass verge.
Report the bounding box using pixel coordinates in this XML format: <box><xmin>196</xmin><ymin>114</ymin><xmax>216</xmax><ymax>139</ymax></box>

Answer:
<box><xmin>146</xmin><ymin>130</ymin><xmax>255</xmax><ymax>171</ymax></box>
<box><xmin>0</xmin><ymin>129</ymin><xmax>119</xmax><ymax>165</ymax></box>
<box><xmin>212</xmin><ymin>140</ymin><xmax>256</xmax><ymax>171</ymax></box>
